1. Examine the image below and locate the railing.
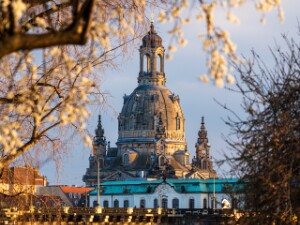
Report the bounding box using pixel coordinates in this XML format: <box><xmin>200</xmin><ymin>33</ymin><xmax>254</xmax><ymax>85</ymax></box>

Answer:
<box><xmin>0</xmin><ymin>206</ymin><xmax>236</xmax><ymax>224</ymax></box>
<box><xmin>1</xmin><ymin>206</ymin><xmax>233</xmax><ymax>216</ymax></box>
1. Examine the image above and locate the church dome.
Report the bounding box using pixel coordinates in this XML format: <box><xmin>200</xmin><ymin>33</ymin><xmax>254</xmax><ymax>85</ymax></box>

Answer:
<box><xmin>117</xmin><ymin>22</ymin><xmax>187</xmax><ymax>158</ymax></box>
<box><xmin>142</xmin><ymin>23</ymin><xmax>162</xmax><ymax>48</ymax></box>
<box><xmin>118</xmin><ymin>85</ymin><xmax>185</xmax><ymax>141</ymax></box>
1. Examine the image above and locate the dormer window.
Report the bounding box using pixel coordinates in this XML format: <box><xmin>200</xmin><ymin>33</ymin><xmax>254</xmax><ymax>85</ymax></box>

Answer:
<box><xmin>159</xmin><ymin>156</ymin><xmax>166</xmax><ymax>167</ymax></box>
<box><xmin>123</xmin><ymin>154</ymin><xmax>129</xmax><ymax>166</ymax></box>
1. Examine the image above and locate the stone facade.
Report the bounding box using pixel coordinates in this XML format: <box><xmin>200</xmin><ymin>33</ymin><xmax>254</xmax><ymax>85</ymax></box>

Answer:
<box><xmin>83</xmin><ymin>23</ymin><xmax>216</xmax><ymax>185</ymax></box>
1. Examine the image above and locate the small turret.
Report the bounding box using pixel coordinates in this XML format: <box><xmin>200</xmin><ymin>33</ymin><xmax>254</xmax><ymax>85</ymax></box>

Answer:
<box><xmin>138</xmin><ymin>21</ymin><xmax>166</xmax><ymax>86</ymax></box>
<box><xmin>194</xmin><ymin>117</ymin><xmax>214</xmax><ymax>172</ymax></box>
<box><xmin>93</xmin><ymin>115</ymin><xmax>107</xmax><ymax>165</ymax></box>
<box><xmin>195</xmin><ymin>116</ymin><xmax>210</xmax><ymax>160</ymax></box>
<box><xmin>94</xmin><ymin>115</ymin><xmax>106</xmax><ymax>146</ymax></box>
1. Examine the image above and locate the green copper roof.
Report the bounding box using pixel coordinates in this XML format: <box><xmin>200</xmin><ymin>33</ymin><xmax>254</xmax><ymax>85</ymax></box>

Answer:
<box><xmin>89</xmin><ymin>178</ymin><xmax>241</xmax><ymax>195</ymax></box>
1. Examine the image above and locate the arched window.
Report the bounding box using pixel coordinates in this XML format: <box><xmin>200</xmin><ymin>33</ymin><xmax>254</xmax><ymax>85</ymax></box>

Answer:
<box><xmin>74</xmin><ymin>200</ymin><xmax>78</xmax><ymax>206</ymax></box>
<box><xmin>124</xmin><ymin>200</ymin><xmax>129</xmax><ymax>208</ymax></box>
<box><xmin>140</xmin><ymin>198</ymin><xmax>146</xmax><ymax>208</ymax></box>
<box><xmin>144</xmin><ymin>54</ymin><xmax>151</xmax><ymax>73</ymax></box>
<box><xmin>203</xmin><ymin>198</ymin><xmax>207</xmax><ymax>209</ymax></box>
<box><xmin>162</xmin><ymin>198</ymin><xmax>168</xmax><ymax>209</ymax></box>
<box><xmin>157</xmin><ymin>54</ymin><xmax>162</xmax><ymax>72</ymax></box>
<box><xmin>189</xmin><ymin>198</ymin><xmax>195</xmax><ymax>209</ymax></box>
<box><xmin>159</xmin><ymin>156</ymin><xmax>165</xmax><ymax>167</ymax></box>
<box><xmin>123</xmin><ymin>154</ymin><xmax>129</xmax><ymax>166</ymax></box>
<box><xmin>114</xmin><ymin>199</ymin><xmax>119</xmax><ymax>208</ymax></box>
<box><xmin>154</xmin><ymin>198</ymin><xmax>158</xmax><ymax>208</ymax></box>
<box><xmin>185</xmin><ymin>156</ymin><xmax>189</xmax><ymax>165</ymax></box>
<box><xmin>172</xmin><ymin>198</ymin><xmax>179</xmax><ymax>209</ymax></box>
<box><xmin>103</xmin><ymin>200</ymin><xmax>109</xmax><ymax>208</ymax></box>
<box><xmin>93</xmin><ymin>200</ymin><xmax>97</xmax><ymax>207</ymax></box>
<box><xmin>176</xmin><ymin>113</ymin><xmax>180</xmax><ymax>130</ymax></box>
<box><xmin>130</xmin><ymin>114</ymin><xmax>135</xmax><ymax>130</ymax></box>
<box><xmin>203</xmin><ymin>161</ymin><xmax>207</xmax><ymax>169</ymax></box>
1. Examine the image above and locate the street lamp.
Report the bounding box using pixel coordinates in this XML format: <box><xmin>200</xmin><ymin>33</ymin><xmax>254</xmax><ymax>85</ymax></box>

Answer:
<box><xmin>89</xmin><ymin>155</ymin><xmax>101</xmax><ymax>207</ymax></box>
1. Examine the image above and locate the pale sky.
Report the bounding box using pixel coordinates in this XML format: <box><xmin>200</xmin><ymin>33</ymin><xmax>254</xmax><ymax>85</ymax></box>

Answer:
<box><xmin>41</xmin><ymin>1</ymin><xmax>300</xmax><ymax>185</ymax></box>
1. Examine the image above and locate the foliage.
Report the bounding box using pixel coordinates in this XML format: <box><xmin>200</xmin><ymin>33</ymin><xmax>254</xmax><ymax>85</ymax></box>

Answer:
<box><xmin>0</xmin><ymin>0</ymin><xmax>151</xmax><ymax>171</ymax></box>
<box><xmin>224</xmin><ymin>34</ymin><xmax>300</xmax><ymax>224</ymax></box>
<box><xmin>0</xmin><ymin>0</ymin><xmax>285</xmax><ymax>172</ymax></box>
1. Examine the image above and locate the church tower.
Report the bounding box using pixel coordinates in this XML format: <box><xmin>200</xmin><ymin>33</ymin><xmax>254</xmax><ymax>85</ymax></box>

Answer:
<box><xmin>83</xmin><ymin>115</ymin><xmax>107</xmax><ymax>186</ymax></box>
<box><xmin>192</xmin><ymin>116</ymin><xmax>217</xmax><ymax>178</ymax></box>
<box><xmin>138</xmin><ymin>22</ymin><xmax>166</xmax><ymax>86</ymax></box>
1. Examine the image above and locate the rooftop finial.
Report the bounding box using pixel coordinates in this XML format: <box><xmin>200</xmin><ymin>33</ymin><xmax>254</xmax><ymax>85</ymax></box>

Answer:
<box><xmin>150</xmin><ymin>13</ymin><xmax>154</xmax><ymax>33</ymax></box>
<box><xmin>201</xmin><ymin>116</ymin><xmax>206</xmax><ymax>131</ymax></box>
<box><xmin>151</xmin><ymin>12</ymin><xmax>154</xmax><ymax>24</ymax></box>
<box><xmin>198</xmin><ymin>116</ymin><xmax>207</xmax><ymax>139</ymax></box>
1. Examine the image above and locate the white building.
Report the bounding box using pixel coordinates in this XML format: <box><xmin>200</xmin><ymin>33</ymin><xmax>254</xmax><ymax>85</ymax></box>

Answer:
<box><xmin>89</xmin><ymin>178</ymin><xmax>242</xmax><ymax>209</ymax></box>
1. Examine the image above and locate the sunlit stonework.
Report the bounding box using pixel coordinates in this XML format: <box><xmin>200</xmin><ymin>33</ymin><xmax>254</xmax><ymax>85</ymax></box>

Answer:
<box><xmin>83</xmin><ymin>23</ymin><xmax>216</xmax><ymax>185</ymax></box>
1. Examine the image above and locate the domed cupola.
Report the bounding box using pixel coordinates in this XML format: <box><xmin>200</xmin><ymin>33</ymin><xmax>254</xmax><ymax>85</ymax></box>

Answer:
<box><xmin>142</xmin><ymin>23</ymin><xmax>162</xmax><ymax>48</ymax></box>
<box><xmin>138</xmin><ymin>21</ymin><xmax>166</xmax><ymax>87</ymax></box>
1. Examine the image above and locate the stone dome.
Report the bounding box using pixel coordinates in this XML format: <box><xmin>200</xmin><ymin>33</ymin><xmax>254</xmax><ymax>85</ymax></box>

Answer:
<box><xmin>118</xmin><ymin>84</ymin><xmax>185</xmax><ymax>142</ymax></box>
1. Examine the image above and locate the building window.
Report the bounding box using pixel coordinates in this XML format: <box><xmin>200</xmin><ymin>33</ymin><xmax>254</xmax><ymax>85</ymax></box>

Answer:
<box><xmin>103</xmin><ymin>200</ymin><xmax>109</xmax><ymax>208</ymax></box>
<box><xmin>211</xmin><ymin>197</ymin><xmax>215</xmax><ymax>209</ymax></box>
<box><xmin>140</xmin><ymin>198</ymin><xmax>145</xmax><ymax>208</ymax></box>
<box><xmin>144</xmin><ymin>54</ymin><xmax>151</xmax><ymax>73</ymax></box>
<box><xmin>162</xmin><ymin>198</ymin><xmax>168</xmax><ymax>209</ymax></box>
<box><xmin>203</xmin><ymin>161</ymin><xmax>207</xmax><ymax>169</ymax></box>
<box><xmin>172</xmin><ymin>198</ymin><xmax>179</xmax><ymax>209</ymax></box>
<box><xmin>203</xmin><ymin>198</ymin><xmax>207</xmax><ymax>209</ymax></box>
<box><xmin>93</xmin><ymin>200</ymin><xmax>97</xmax><ymax>207</ymax></box>
<box><xmin>189</xmin><ymin>198</ymin><xmax>195</xmax><ymax>209</ymax></box>
<box><xmin>114</xmin><ymin>199</ymin><xmax>119</xmax><ymax>208</ymax></box>
<box><xmin>69</xmin><ymin>193</ymin><xmax>72</xmax><ymax>198</ymax></box>
<box><xmin>154</xmin><ymin>199</ymin><xmax>158</xmax><ymax>208</ymax></box>
<box><xmin>124</xmin><ymin>200</ymin><xmax>129</xmax><ymax>208</ymax></box>
<box><xmin>176</xmin><ymin>113</ymin><xmax>180</xmax><ymax>130</ymax></box>
<box><xmin>159</xmin><ymin>156</ymin><xmax>165</xmax><ymax>167</ymax></box>
<box><xmin>123</xmin><ymin>154</ymin><xmax>129</xmax><ymax>166</ymax></box>
<box><xmin>157</xmin><ymin>54</ymin><xmax>162</xmax><ymax>72</ymax></box>
<box><xmin>185</xmin><ymin>156</ymin><xmax>189</xmax><ymax>165</ymax></box>
<box><xmin>74</xmin><ymin>200</ymin><xmax>78</xmax><ymax>206</ymax></box>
